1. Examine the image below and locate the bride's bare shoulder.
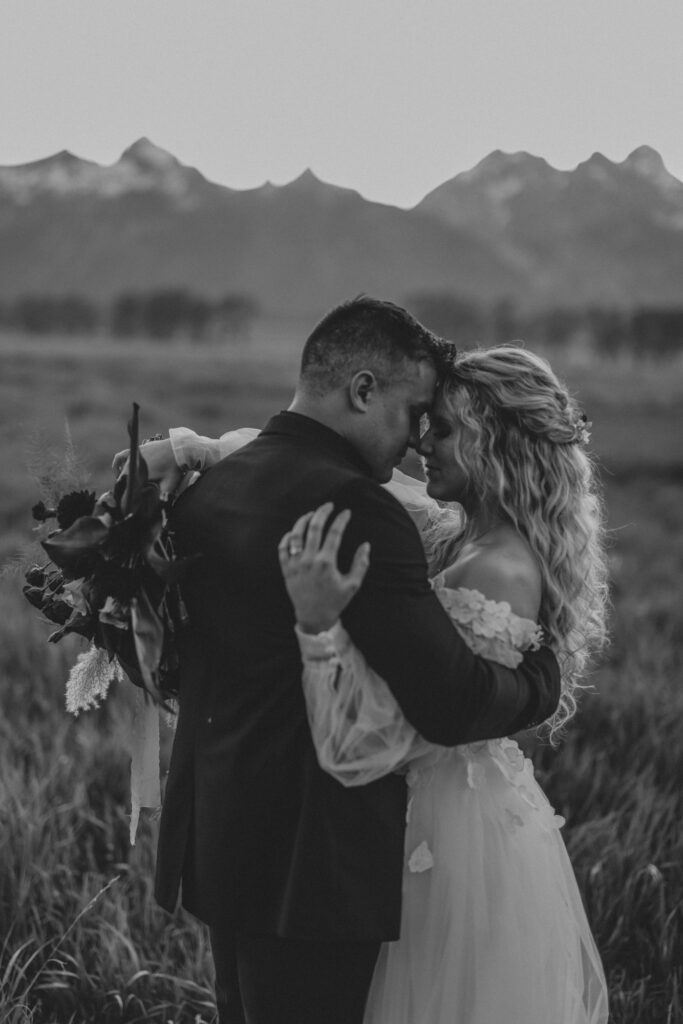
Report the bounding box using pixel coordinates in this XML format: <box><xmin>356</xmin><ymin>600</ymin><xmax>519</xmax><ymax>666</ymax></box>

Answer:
<box><xmin>442</xmin><ymin>526</ymin><xmax>542</xmax><ymax>621</ymax></box>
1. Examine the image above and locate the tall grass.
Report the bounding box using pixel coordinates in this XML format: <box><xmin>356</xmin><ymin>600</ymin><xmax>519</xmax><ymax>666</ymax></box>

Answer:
<box><xmin>0</xmin><ymin>589</ymin><xmax>216</xmax><ymax>1023</ymax></box>
<box><xmin>536</xmin><ymin>480</ymin><xmax>683</xmax><ymax>1023</ymax></box>
<box><xmin>1</xmin><ymin>334</ymin><xmax>682</xmax><ymax>1021</ymax></box>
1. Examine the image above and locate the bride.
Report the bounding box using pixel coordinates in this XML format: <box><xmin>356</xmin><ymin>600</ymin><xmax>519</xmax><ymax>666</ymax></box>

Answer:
<box><xmin>136</xmin><ymin>345</ymin><xmax>609</xmax><ymax>1023</ymax></box>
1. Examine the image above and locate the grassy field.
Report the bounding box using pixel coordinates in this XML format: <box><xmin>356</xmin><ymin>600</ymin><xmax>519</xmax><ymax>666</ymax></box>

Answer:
<box><xmin>1</xmin><ymin>330</ymin><xmax>682</xmax><ymax>1023</ymax></box>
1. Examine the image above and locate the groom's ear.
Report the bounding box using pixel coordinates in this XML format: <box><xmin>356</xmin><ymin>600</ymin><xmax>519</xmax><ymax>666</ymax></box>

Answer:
<box><xmin>349</xmin><ymin>370</ymin><xmax>378</xmax><ymax>413</ymax></box>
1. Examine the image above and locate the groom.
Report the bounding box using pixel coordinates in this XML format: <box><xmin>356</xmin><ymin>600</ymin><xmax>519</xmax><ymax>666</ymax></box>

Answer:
<box><xmin>150</xmin><ymin>297</ymin><xmax>560</xmax><ymax>1024</ymax></box>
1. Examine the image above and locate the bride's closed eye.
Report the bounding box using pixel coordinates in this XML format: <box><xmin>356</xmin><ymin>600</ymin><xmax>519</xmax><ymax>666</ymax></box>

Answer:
<box><xmin>429</xmin><ymin>415</ymin><xmax>452</xmax><ymax>440</ymax></box>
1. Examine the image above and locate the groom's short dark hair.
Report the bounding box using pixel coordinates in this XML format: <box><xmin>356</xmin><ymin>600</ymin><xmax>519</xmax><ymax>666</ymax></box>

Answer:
<box><xmin>299</xmin><ymin>296</ymin><xmax>455</xmax><ymax>395</ymax></box>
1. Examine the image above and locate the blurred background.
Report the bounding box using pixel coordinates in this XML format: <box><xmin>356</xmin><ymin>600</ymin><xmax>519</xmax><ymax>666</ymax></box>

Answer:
<box><xmin>1</xmin><ymin>1</ymin><xmax>682</xmax><ymax>1021</ymax></box>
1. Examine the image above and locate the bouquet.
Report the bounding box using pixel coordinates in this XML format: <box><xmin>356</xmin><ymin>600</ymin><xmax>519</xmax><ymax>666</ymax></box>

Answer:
<box><xmin>23</xmin><ymin>405</ymin><xmax>197</xmax><ymax>840</ymax></box>
<box><xmin>23</xmin><ymin>404</ymin><xmax>195</xmax><ymax>711</ymax></box>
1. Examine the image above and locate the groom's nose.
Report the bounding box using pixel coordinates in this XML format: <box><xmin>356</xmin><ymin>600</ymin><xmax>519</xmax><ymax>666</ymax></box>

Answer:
<box><xmin>407</xmin><ymin>417</ymin><xmax>424</xmax><ymax>451</ymax></box>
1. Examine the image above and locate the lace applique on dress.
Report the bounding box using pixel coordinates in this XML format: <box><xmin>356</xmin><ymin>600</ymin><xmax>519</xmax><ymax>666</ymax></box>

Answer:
<box><xmin>407</xmin><ymin>840</ymin><xmax>435</xmax><ymax>873</ymax></box>
<box><xmin>430</xmin><ymin>580</ymin><xmax>543</xmax><ymax>668</ymax></box>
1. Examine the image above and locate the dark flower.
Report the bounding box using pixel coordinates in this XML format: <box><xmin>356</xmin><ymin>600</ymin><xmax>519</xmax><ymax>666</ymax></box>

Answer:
<box><xmin>44</xmin><ymin>598</ymin><xmax>75</xmax><ymax>625</ymax></box>
<box><xmin>42</xmin><ymin>517</ymin><xmax>109</xmax><ymax>577</ymax></box>
<box><xmin>26</xmin><ymin>590</ymin><xmax>75</xmax><ymax>625</ymax></box>
<box><xmin>25</xmin><ymin>565</ymin><xmax>48</xmax><ymax>587</ymax></box>
<box><xmin>56</xmin><ymin>490</ymin><xmax>97</xmax><ymax>530</ymax></box>
<box><xmin>32</xmin><ymin>501</ymin><xmax>57</xmax><ymax>523</ymax></box>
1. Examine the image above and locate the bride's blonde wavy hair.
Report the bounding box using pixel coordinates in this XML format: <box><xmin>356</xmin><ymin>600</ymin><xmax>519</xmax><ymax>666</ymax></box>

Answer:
<box><xmin>429</xmin><ymin>345</ymin><xmax>609</xmax><ymax>741</ymax></box>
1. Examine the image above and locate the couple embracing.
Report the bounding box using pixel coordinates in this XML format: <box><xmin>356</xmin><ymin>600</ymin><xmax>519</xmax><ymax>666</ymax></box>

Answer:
<box><xmin>138</xmin><ymin>297</ymin><xmax>609</xmax><ymax>1023</ymax></box>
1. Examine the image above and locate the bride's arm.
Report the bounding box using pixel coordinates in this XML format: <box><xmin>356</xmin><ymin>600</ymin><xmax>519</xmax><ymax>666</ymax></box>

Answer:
<box><xmin>296</xmin><ymin>621</ymin><xmax>433</xmax><ymax>786</ymax></box>
<box><xmin>112</xmin><ymin>427</ymin><xmax>259</xmax><ymax>493</ymax></box>
<box><xmin>169</xmin><ymin>426</ymin><xmax>260</xmax><ymax>471</ymax></box>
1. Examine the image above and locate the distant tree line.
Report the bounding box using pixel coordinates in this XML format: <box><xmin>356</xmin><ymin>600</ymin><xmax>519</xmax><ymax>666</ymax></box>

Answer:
<box><xmin>408</xmin><ymin>292</ymin><xmax>683</xmax><ymax>360</ymax></box>
<box><xmin>0</xmin><ymin>289</ymin><xmax>259</xmax><ymax>340</ymax></box>
<box><xmin>3</xmin><ymin>288</ymin><xmax>683</xmax><ymax>358</ymax></box>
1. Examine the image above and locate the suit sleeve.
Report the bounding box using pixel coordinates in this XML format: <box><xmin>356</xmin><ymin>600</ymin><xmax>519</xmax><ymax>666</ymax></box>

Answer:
<box><xmin>333</xmin><ymin>477</ymin><xmax>561</xmax><ymax>746</ymax></box>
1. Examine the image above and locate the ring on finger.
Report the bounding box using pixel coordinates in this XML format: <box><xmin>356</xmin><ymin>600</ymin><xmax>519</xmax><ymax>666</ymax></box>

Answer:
<box><xmin>287</xmin><ymin>540</ymin><xmax>304</xmax><ymax>557</ymax></box>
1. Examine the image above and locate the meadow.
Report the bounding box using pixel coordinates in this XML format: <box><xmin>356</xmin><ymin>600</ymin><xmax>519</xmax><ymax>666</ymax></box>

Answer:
<box><xmin>0</xmin><ymin>327</ymin><xmax>682</xmax><ymax>1023</ymax></box>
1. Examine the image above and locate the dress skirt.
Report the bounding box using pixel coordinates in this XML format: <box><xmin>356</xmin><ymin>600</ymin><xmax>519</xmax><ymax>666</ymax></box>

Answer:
<box><xmin>364</xmin><ymin>739</ymin><xmax>609</xmax><ymax>1024</ymax></box>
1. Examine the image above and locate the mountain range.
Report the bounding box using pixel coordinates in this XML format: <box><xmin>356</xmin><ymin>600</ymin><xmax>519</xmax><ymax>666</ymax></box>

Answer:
<box><xmin>1</xmin><ymin>138</ymin><xmax>682</xmax><ymax>317</ymax></box>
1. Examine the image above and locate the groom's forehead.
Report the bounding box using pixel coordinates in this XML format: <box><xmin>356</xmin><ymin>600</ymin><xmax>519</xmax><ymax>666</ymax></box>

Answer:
<box><xmin>388</xmin><ymin>354</ymin><xmax>436</xmax><ymax>384</ymax></box>
<box><xmin>400</xmin><ymin>358</ymin><xmax>438</xmax><ymax>403</ymax></box>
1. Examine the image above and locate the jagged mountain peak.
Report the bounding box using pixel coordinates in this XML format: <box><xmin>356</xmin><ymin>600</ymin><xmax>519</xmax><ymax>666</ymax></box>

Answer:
<box><xmin>289</xmin><ymin>167</ymin><xmax>320</xmax><ymax>186</ymax></box>
<box><xmin>570</xmin><ymin>146</ymin><xmax>683</xmax><ymax>202</ymax></box>
<box><xmin>33</xmin><ymin>149</ymin><xmax>87</xmax><ymax>168</ymax></box>
<box><xmin>0</xmin><ymin>148</ymin><xmax>101</xmax><ymax>202</ymax></box>
<box><xmin>574</xmin><ymin>151</ymin><xmax>620</xmax><ymax>178</ymax></box>
<box><xmin>420</xmin><ymin>150</ymin><xmax>562</xmax><ymax>209</ymax></box>
<box><xmin>275</xmin><ymin>168</ymin><xmax>331</xmax><ymax>194</ymax></box>
<box><xmin>621</xmin><ymin>146</ymin><xmax>682</xmax><ymax>195</ymax></box>
<box><xmin>575</xmin><ymin>146</ymin><xmax>672</xmax><ymax>181</ymax></box>
<box><xmin>417</xmin><ymin>150</ymin><xmax>562</xmax><ymax>233</ymax></box>
<box><xmin>268</xmin><ymin>167</ymin><xmax>364</xmax><ymax>206</ymax></box>
<box><xmin>110</xmin><ymin>137</ymin><xmax>208</xmax><ymax>199</ymax></box>
<box><xmin>469</xmin><ymin>149</ymin><xmax>554</xmax><ymax>176</ymax></box>
<box><xmin>119</xmin><ymin>137</ymin><xmax>181</xmax><ymax>170</ymax></box>
<box><xmin>415</xmin><ymin>143</ymin><xmax>683</xmax><ymax>296</ymax></box>
<box><xmin>0</xmin><ymin>137</ymin><xmax>211</xmax><ymax>203</ymax></box>
<box><xmin>2</xmin><ymin>148</ymin><xmax>98</xmax><ymax>173</ymax></box>
<box><xmin>246</xmin><ymin>168</ymin><xmax>341</xmax><ymax>199</ymax></box>
<box><xmin>624</xmin><ymin>145</ymin><xmax>665</xmax><ymax>174</ymax></box>
<box><xmin>453</xmin><ymin>151</ymin><xmax>563</xmax><ymax>193</ymax></box>
<box><xmin>283</xmin><ymin>167</ymin><xmax>356</xmax><ymax>194</ymax></box>
<box><xmin>582</xmin><ymin>150</ymin><xmax>616</xmax><ymax>166</ymax></box>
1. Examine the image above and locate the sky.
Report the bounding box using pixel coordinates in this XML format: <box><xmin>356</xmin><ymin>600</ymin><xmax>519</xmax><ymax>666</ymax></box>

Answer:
<box><xmin>2</xmin><ymin>0</ymin><xmax>682</xmax><ymax>208</ymax></box>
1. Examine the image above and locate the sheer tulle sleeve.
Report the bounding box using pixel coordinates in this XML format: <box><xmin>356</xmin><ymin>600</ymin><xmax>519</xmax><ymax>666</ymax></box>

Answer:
<box><xmin>169</xmin><ymin>426</ymin><xmax>260</xmax><ymax>471</ymax></box>
<box><xmin>296</xmin><ymin>622</ymin><xmax>434</xmax><ymax>786</ymax></box>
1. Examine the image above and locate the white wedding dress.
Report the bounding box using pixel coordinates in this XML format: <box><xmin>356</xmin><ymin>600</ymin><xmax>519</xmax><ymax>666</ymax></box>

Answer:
<box><xmin>298</xmin><ymin>582</ymin><xmax>609</xmax><ymax>1024</ymax></box>
<box><xmin>167</xmin><ymin>427</ymin><xmax>609</xmax><ymax>1024</ymax></box>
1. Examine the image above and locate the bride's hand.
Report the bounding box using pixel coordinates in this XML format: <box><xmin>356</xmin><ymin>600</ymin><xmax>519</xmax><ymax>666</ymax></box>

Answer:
<box><xmin>278</xmin><ymin>503</ymin><xmax>371</xmax><ymax>634</ymax></box>
<box><xmin>112</xmin><ymin>438</ymin><xmax>185</xmax><ymax>496</ymax></box>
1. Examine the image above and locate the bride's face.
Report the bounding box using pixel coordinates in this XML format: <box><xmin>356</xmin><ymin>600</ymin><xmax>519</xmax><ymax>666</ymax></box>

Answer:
<box><xmin>418</xmin><ymin>398</ymin><xmax>474</xmax><ymax>505</ymax></box>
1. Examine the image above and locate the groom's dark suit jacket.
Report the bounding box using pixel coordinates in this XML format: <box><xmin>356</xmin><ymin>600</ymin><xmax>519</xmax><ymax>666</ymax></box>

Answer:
<box><xmin>155</xmin><ymin>411</ymin><xmax>560</xmax><ymax>940</ymax></box>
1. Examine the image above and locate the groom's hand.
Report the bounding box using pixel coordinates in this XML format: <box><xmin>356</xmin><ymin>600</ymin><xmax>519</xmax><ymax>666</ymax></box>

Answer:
<box><xmin>278</xmin><ymin>503</ymin><xmax>371</xmax><ymax>634</ymax></box>
<box><xmin>112</xmin><ymin>438</ymin><xmax>185</xmax><ymax>496</ymax></box>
